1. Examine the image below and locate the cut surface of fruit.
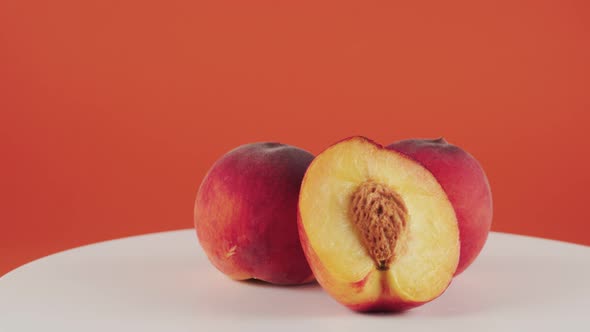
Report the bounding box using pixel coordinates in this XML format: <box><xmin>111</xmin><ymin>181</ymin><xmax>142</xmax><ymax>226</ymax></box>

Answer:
<box><xmin>298</xmin><ymin>137</ymin><xmax>459</xmax><ymax>310</ymax></box>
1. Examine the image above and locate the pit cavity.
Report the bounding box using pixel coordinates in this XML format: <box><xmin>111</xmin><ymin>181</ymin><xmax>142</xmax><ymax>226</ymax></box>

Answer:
<box><xmin>349</xmin><ymin>180</ymin><xmax>408</xmax><ymax>270</ymax></box>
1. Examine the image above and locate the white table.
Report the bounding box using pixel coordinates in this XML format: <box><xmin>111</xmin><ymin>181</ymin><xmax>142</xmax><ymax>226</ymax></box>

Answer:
<box><xmin>1</xmin><ymin>230</ymin><xmax>588</xmax><ymax>331</ymax></box>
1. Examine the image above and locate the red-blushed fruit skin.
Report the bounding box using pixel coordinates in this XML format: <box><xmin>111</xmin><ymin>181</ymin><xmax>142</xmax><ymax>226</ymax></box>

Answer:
<box><xmin>388</xmin><ymin>138</ymin><xmax>493</xmax><ymax>275</ymax></box>
<box><xmin>297</xmin><ymin>136</ymin><xmax>452</xmax><ymax>312</ymax></box>
<box><xmin>195</xmin><ymin>142</ymin><xmax>315</xmax><ymax>285</ymax></box>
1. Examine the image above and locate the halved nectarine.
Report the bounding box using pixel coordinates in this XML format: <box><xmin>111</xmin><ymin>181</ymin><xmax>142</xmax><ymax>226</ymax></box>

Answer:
<box><xmin>298</xmin><ymin>137</ymin><xmax>459</xmax><ymax>311</ymax></box>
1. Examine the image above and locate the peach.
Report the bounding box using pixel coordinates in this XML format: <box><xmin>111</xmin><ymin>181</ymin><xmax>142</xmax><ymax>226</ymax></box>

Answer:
<box><xmin>194</xmin><ymin>142</ymin><xmax>315</xmax><ymax>285</ymax></box>
<box><xmin>388</xmin><ymin>138</ymin><xmax>493</xmax><ymax>275</ymax></box>
<box><xmin>298</xmin><ymin>137</ymin><xmax>460</xmax><ymax>311</ymax></box>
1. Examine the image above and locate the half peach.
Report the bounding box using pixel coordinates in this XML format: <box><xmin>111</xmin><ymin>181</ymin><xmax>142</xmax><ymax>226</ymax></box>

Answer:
<box><xmin>298</xmin><ymin>137</ymin><xmax>460</xmax><ymax>311</ymax></box>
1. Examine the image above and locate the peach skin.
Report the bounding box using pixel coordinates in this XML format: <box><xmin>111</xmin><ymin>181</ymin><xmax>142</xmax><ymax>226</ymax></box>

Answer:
<box><xmin>195</xmin><ymin>142</ymin><xmax>315</xmax><ymax>285</ymax></box>
<box><xmin>388</xmin><ymin>138</ymin><xmax>493</xmax><ymax>275</ymax></box>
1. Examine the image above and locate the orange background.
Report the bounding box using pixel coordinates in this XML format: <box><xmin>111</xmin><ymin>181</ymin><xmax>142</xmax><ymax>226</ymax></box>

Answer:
<box><xmin>1</xmin><ymin>0</ymin><xmax>589</xmax><ymax>276</ymax></box>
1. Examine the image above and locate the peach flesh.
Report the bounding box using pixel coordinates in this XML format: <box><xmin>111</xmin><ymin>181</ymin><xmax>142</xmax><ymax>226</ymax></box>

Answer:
<box><xmin>298</xmin><ymin>137</ymin><xmax>460</xmax><ymax>312</ymax></box>
<box><xmin>194</xmin><ymin>142</ymin><xmax>315</xmax><ymax>285</ymax></box>
<box><xmin>388</xmin><ymin>138</ymin><xmax>493</xmax><ymax>275</ymax></box>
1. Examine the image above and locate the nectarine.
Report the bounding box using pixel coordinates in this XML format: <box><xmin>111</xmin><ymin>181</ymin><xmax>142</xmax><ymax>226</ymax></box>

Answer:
<box><xmin>298</xmin><ymin>137</ymin><xmax>460</xmax><ymax>311</ymax></box>
<box><xmin>195</xmin><ymin>142</ymin><xmax>315</xmax><ymax>285</ymax></box>
<box><xmin>388</xmin><ymin>138</ymin><xmax>493</xmax><ymax>275</ymax></box>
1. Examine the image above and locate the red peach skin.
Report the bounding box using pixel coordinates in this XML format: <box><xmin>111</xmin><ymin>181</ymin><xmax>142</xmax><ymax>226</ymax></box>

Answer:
<box><xmin>195</xmin><ymin>142</ymin><xmax>315</xmax><ymax>285</ymax></box>
<box><xmin>388</xmin><ymin>138</ymin><xmax>493</xmax><ymax>275</ymax></box>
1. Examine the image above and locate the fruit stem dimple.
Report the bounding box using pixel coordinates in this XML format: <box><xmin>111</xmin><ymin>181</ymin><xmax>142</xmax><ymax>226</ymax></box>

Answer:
<box><xmin>349</xmin><ymin>180</ymin><xmax>408</xmax><ymax>270</ymax></box>
<box><xmin>432</xmin><ymin>137</ymin><xmax>448</xmax><ymax>144</ymax></box>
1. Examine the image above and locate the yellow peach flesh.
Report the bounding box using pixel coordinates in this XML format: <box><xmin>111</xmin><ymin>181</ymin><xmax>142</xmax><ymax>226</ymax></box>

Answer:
<box><xmin>299</xmin><ymin>137</ymin><xmax>459</xmax><ymax>306</ymax></box>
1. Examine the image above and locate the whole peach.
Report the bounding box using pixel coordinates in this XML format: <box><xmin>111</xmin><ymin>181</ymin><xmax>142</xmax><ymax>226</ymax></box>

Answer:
<box><xmin>194</xmin><ymin>142</ymin><xmax>315</xmax><ymax>285</ymax></box>
<box><xmin>388</xmin><ymin>138</ymin><xmax>493</xmax><ymax>275</ymax></box>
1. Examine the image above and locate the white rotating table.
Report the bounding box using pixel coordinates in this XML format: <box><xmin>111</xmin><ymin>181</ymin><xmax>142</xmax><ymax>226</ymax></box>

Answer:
<box><xmin>1</xmin><ymin>230</ymin><xmax>588</xmax><ymax>331</ymax></box>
